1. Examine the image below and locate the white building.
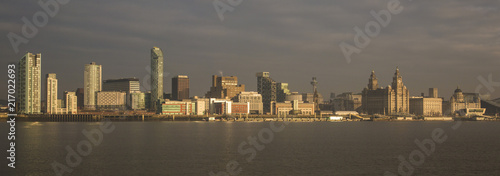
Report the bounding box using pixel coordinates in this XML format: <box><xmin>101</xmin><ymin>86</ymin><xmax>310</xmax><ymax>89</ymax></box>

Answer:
<box><xmin>46</xmin><ymin>73</ymin><xmax>58</xmax><ymax>114</ymax></box>
<box><xmin>235</xmin><ymin>91</ymin><xmax>263</xmax><ymax>114</ymax></box>
<box><xmin>18</xmin><ymin>52</ymin><xmax>42</xmax><ymax>114</ymax></box>
<box><xmin>64</xmin><ymin>91</ymin><xmax>78</xmax><ymax>114</ymax></box>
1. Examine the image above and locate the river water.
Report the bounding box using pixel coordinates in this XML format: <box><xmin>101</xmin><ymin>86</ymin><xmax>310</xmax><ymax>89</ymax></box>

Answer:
<box><xmin>1</xmin><ymin>121</ymin><xmax>499</xmax><ymax>175</ymax></box>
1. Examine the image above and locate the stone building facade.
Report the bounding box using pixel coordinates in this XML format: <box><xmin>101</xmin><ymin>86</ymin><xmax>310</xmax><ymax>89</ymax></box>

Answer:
<box><xmin>362</xmin><ymin>68</ymin><xmax>410</xmax><ymax>115</ymax></box>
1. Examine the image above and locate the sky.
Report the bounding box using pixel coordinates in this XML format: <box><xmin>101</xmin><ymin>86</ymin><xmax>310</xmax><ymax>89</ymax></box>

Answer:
<box><xmin>1</xmin><ymin>0</ymin><xmax>499</xmax><ymax>102</ymax></box>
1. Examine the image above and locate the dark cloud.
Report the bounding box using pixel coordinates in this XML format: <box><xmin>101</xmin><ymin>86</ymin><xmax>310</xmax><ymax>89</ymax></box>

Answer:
<box><xmin>1</xmin><ymin>0</ymin><xmax>499</xmax><ymax>102</ymax></box>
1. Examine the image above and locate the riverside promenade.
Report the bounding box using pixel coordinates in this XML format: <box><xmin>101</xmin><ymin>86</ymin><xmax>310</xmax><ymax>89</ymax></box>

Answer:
<box><xmin>1</xmin><ymin>113</ymin><xmax>498</xmax><ymax>122</ymax></box>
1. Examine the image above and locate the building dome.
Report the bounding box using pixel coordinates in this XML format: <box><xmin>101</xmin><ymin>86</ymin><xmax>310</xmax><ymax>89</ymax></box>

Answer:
<box><xmin>454</xmin><ymin>86</ymin><xmax>462</xmax><ymax>93</ymax></box>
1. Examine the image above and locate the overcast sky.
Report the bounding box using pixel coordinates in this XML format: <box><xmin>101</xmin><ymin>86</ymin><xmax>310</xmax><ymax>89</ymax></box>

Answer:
<box><xmin>1</xmin><ymin>0</ymin><xmax>499</xmax><ymax>102</ymax></box>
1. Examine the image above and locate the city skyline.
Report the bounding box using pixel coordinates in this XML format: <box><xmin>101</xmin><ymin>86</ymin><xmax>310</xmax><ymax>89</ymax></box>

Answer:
<box><xmin>1</xmin><ymin>1</ymin><xmax>499</xmax><ymax>101</ymax></box>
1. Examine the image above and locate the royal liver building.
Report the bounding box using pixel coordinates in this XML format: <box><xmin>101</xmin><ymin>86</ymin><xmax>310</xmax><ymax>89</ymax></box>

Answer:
<box><xmin>362</xmin><ymin>68</ymin><xmax>410</xmax><ymax>115</ymax></box>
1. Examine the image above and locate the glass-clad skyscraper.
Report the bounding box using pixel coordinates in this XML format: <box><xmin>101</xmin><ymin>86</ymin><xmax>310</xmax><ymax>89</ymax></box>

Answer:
<box><xmin>150</xmin><ymin>47</ymin><xmax>164</xmax><ymax>112</ymax></box>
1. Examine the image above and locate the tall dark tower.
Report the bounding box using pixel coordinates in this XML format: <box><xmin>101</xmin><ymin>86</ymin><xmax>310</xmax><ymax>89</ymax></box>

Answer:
<box><xmin>172</xmin><ymin>75</ymin><xmax>189</xmax><ymax>100</ymax></box>
<box><xmin>368</xmin><ymin>70</ymin><xmax>378</xmax><ymax>90</ymax></box>
<box><xmin>257</xmin><ymin>72</ymin><xmax>276</xmax><ymax>114</ymax></box>
<box><xmin>311</xmin><ymin>77</ymin><xmax>319</xmax><ymax>113</ymax></box>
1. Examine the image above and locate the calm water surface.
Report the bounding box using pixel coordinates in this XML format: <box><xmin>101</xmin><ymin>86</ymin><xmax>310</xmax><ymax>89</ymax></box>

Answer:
<box><xmin>1</xmin><ymin>121</ymin><xmax>500</xmax><ymax>175</ymax></box>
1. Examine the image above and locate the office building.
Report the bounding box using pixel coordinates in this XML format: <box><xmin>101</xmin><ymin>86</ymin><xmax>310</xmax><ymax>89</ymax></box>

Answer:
<box><xmin>257</xmin><ymin>72</ymin><xmax>277</xmax><ymax>114</ymax></box>
<box><xmin>150</xmin><ymin>47</ymin><xmax>164</xmax><ymax>112</ymax></box>
<box><xmin>103</xmin><ymin>78</ymin><xmax>140</xmax><ymax>93</ymax></box>
<box><xmin>362</xmin><ymin>68</ymin><xmax>410</xmax><ymax>115</ymax></box>
<box><xmin>333</xmin><ymin>92</ymin><xmax>362</xmax><ymax>112</ymax></box>
<box><xmin>277</xmin><ymin>83</ymin><xmax>291</xmax><ymax>102</ymax></box>
<box><xmin>231</xmin><ymin>102</ymin><xmax>250</xmax><ymax>115</ymax></box>
<box><xmin>84</xmin><ymin>62</ymin><xmax>102</xmax><ymax>110</ymax></box>
<box><xmin>409</xmin><ymin>89</ymin><xmax>442</xmax><ymax>116</ymax></box>
<box><xmin>160</xmin><ymin>100</ymin><xmax>196</xmax><ymax>115</ymax></box>
<box><xmin>272</xmin><ymin>100</ymin><xmax>315</xmax><ymax>116</ymax></box>
<box><xmin>172</xmin><ymin>75</ymin><xmax>190</xmax><ymax>100</ymax></box>
<box><xmin>18</xmin><ymin>52</ymin><xmax>42</xmax><ymax>114</ymax></box>
<box><xmin>45</xmin><ymin>73</ymin><xmax>58</xmax><ymax>114</ymax></box>
<box><xmin>302</xmin><ymin>93</ymin><xmax>324</xmax><ymax>104</ymax></box>
<box><xmin>103</xmin><ymin>77</ymin><xmax>140</xmax><ymax>109</ymax></box>
<box><xmin>205</xmin><ymin>75</ymin><xmax>245</xmax><ymax>100</ymax></box>
<box><xmin>96</xmin><ymin>91</ymin><xmax>126</xmax><ymax>111</ymax></box>
<box><xmin>429</xmin><ymin>88</ymin><xmax>438</xmax><ymax>98</ymax></box>
<box><xmin>235</xmin><ymin>91</ymin><xmax>263</xmax><ymax>114</ymax></box>
<box><xmin>75</xmin><ymin>88</ymin><xmax>84</xmax><ymax>109</ymax></box>
<box><xmin>192</xmin><ymin>98</ymin><xmax>209</xmax><ymax>115</ymax></box>
<box><xmin>130</xmin><ymin>92</ymin><xmax>147</xmax><ymax>110</ymax></box>
<box><xmin>285</xmin><ymin>92</ymin><xmax>303</xmax><ymax>102</ymax></box>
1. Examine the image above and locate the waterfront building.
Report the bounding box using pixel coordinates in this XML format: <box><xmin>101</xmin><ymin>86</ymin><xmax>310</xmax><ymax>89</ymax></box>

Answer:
<box><xmin>235</xmin><ymin>91</ymin><xmax>263</xmax><ymax>114</ymax></box>
<box><xmin>64</xmin><ymin>91</ymin><xmax>78</xmax><ymax>114</ymax></box>
<box><xmin>130</xmin><ymin>92</ymin><xmax>147</xmax><ymax>110</ymax></box>
<box><xmin>46</xmin><ymin>73</ymin><xmax>58</xmax><ymax>114</ymax></box>
<box><xmin>160</xmin><ymin>100</ymin><xmax>195</xmax><ymax>115</ymax></box>
<box><xmin>18</xmin><ymin>52</ymin><xmax>42</xmax><ymax>114</ymax></box>
<box><xmin>192</xmin><ymin>97</ymin><xmax>208</xmax><ymax>115</ymax></box>
<box><xmin>205</xmin><ymin>75</ymin><xmax>245</xmax><ymax>100</ymax></box>
<box><xmin>256</xmin><ymin>72</ymin><xmax>277</xmax><ymax>114</ymax></box>
<box><xmin>207</xmin><ymin>98</ymin><xmax>250</xmax><ymax>115</ymax></box>
<box><xmin>209</xmin><ymin>99</ymin><xmax>232</xmax><ymax>115</ymax></box>
<box><xmin>429</xmin><ymin>88</ymin><xmax>438</xmax><ymax>98</ymax></box>
<box><xmin>409</xmin><ymin>89</ymin><xmax>442</xmax><ymax>116</ymax></box>
<box><xmin>231</xmin><ymin>102</ymin><xmax>250</xmax><ymax>115</ymax></box>
<box><xmin>410</xmin><ymin>97</ymin><xmax>442</xmax><ymax>116</ymax></box>
<box><xmin>103</xmin><ymin>78</ymin><xmax>140</xmax><ymax>93</ymax></box>
<box><xmin>448</xmin><ymin>87</ymin><xmax>483</xmax><ymax>116</ymax></box>
<box><xmin>103</xmin><ymin>77</ymin><xmax>140</xmax><ymax>109</ymax></box>
<box><xmin>481</xmin><ymin>98</ymin><xmax>500</xmax><ymax>116</ymax></box>
<box><xmin>172</xmin><ymin>75</ymin><xmax>190</xmax><ymax>100</ymax></box>
<box><xmin>333</xmin><ymin>92</ymin><xmax>362</xmax><ymax>112</ymax></box>
<box><xmin>84</xmin><ymin>62</ymin><xmax>102</xmax><ymax>110</ymax></box>
<box><xmin>361</xmin><ymin>68</ymin><xmax>410</xmax><ymax>115</ymax></box>
<box><xmin>285</xmin><ymin>92</ymin><xmax>303</xmax><ymax>102</ymax></box>
<box><xmin>96</xmin><ymin>91</ymin><xmax>127</xmax><ymax>111</ymax></box>
<box><xmin>75</xmin><ymin>88</ymin><xmax>84</xmax><ymax>110</ymax></box>
<box><xmin>151</xmin><ymin>47</ymin><xmax>164</xmax><ymax>112</ymax></box>
<box><xmin>277</xmin><ymin>83</ymin><xmax>291</xmax><ymax>102</ymax></box>
<box><xmin>302</xmin><ymin>93</ymin><xmax>323</xmax><ymax>104</ymax></box>
<box><xmin>272</xmin><ymin>100</ymin><xmax>314</xmax><ymax>116</ymax></box>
